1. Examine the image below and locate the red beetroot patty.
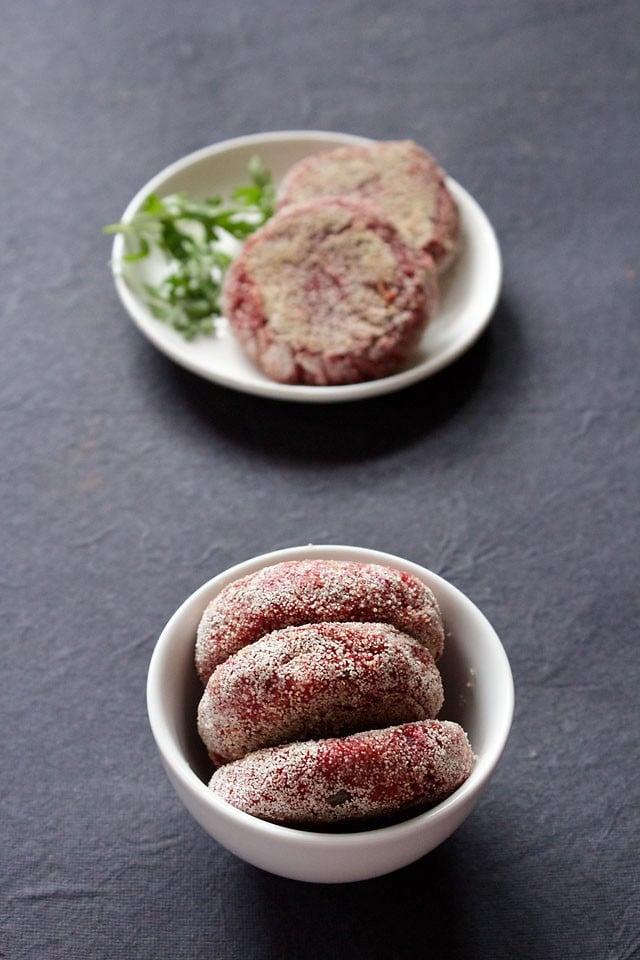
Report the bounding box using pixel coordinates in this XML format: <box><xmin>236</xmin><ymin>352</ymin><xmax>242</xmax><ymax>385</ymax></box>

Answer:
<box><xmin>197</xmin><ymin>622</ymin><xmax>444</xmax><ymax>765</ymax></box>
<box><xmin>222</xmin><ymin>196</ymin><xmax>437</xmax><ymax>386</ymax></box>
<box><xmin>277</xmin><ymin>140</ymin><xmax>461</xmax><ymax>274</ymax></box>
<box><xmin>208</xmin><ymin>720</ymin><xmax>475</xmax><ymax>826</ymax></box>
<box><xmin>195</xmin><ymin>559</ymin><xmax>445</xmax><ymax>685</ymax></box>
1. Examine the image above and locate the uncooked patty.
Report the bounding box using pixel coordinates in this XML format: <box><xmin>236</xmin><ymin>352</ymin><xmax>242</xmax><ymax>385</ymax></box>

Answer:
<box><xmin>208</xmin><ymin>720</ymin><xmax>475</xmax><ymax>826</ymax></box>
<box><xmin>195</xmin><ymin>559</ymin><xmax>445</xmax><ymax>685</ymax></box>
<box><xmin>277</xmin><ymin>140</ymin><xmax>461</xmax><ymax>274</ymax></box>
<box><xmin>222</xmin><ymin>196</ymin><xmax>437</xmax><ymax>386</ymax></box>
<box><xmin>197</xmin><ymin>621</ymin><xmax>445</xmax><ymax>765</ymax></box>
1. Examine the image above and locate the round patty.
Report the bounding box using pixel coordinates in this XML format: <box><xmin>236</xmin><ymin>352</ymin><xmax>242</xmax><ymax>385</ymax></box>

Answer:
<box><xmin>195</xmin><ymin>559</ymin><xmax>445</xmax><ymax>685</ymax></box>
<box><xmin>277</xmin><ymin>140</ymin><xmax>460</xmax><ymax>274</ymax></box>
<box><xmin>208</xmin><ymin>720</ymin><xmax>475</xmax><ymax>826</ymax></box>
<box><xmin>222</xmin><ymin>196</ymin><xmax>437</xmax><ymax>386</ymax></box>
<box><xmin>197</xmin><ymin>621</ymin><xmax>444</xmax><ymax>765</ymax></box>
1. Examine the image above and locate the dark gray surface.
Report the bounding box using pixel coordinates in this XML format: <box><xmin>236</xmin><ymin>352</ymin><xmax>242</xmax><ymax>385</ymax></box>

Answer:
<box><xmin>2</xmin><ymin>1</ymin><xmax>638</xmax><ymax>958</ymax></box>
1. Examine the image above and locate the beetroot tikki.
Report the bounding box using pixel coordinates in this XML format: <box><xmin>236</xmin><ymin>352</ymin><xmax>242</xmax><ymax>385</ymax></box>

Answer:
<box><xmin>222</xmin><ymin>197</ymin><xmax>437</xmax><ymax>386</ymax></box>
<box><xmin>209</xmin><ymin>720</ymin><xmax>475</xmax><ymax>826</ymax></box>
<box><xmin>197</xmin><ymin>621</ymin><xmax>444</xmax><ymax>765</ymax></box>
<box><xmin>277</xmin><ymin>140</ymin><xmax>461</xmax><ymax>274</ymax></box>
<box><xmin>195</xmin><ymin>559</ymin><xmax>445</xmax><ymax>685</ymax></box>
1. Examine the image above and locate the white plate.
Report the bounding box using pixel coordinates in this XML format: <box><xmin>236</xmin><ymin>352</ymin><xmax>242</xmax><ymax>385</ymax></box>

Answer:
<box><xmin>110</xmin><ymin>131</ymin><xmax>502</xmax><ymax>404</ymax></box>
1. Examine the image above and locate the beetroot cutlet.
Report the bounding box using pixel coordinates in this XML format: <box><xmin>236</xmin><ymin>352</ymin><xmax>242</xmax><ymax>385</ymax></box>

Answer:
<box><xmin>197</xmin><ymin>621</ymin><xmax>445</xmax><ymax>765</ymax></box>
<box><xmin>208</xmin><ymin>720</ymin><xmax>475</xmax><ymax>826</ymax></box>
<box><xmin>195</xmin><ymin>559</ymin><xmax>445</xmax><ymax>685</ymax></box>
<box><xmin>277</xmin><ymin>140</ymin><xmax>460</xmax><ymax>274</ymax></box>
<box><xmin>222</xmin><ymin>196</ymin><xmax>437</xmax><ymax>386</ymax></box>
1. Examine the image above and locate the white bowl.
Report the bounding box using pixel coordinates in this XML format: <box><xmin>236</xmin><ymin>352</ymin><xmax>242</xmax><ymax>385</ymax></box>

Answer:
<box><xmin>146</xmin><ymin>545</ymin><xmax>514</xmax><ymax>884</ymax></box>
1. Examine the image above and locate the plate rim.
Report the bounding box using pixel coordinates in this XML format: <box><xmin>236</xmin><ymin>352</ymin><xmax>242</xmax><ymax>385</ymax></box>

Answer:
<box><xmin>110</xmin><ymin>130</ymin><xmax>502</xmax><ymax>404</ymax></box>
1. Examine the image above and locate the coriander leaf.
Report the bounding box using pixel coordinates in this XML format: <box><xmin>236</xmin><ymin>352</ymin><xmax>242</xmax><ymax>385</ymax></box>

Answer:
<box><xmin>105</xmin><ymin>156</ymin><xmax>274</xmax><ymax>339</ymax></box>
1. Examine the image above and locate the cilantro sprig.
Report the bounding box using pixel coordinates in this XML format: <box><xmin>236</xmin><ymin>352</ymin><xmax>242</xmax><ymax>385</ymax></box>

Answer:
<box><xmin>104</xmin><ymin>155</ymin><xmax>275</xmax><ymax>340</ymax></box>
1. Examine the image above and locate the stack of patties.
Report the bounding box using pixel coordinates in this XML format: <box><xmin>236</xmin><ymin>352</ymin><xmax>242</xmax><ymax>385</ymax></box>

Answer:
<box><xmin>195</xmin><ymin>559</ymin><xmax>474</xmax><ymax>827</ymax></box>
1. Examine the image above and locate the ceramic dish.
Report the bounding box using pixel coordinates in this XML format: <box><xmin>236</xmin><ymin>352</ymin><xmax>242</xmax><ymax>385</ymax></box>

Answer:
<box><xmin>146</xmin><ymin>544</ymin><xmax>514</xmax><ymax>883</ymax></box>
<box><xmin>111</xmin><ymin>131</ymin><xmax>502</xmax><ymax>403</ymax></box>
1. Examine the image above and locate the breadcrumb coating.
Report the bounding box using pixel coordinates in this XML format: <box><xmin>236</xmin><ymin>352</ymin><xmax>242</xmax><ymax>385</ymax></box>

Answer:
<box><xmin>209</xmin><ymin>720</ymin><xmax>475</xmax><ymax>826</ymax></box>
<box><xmin>198</xmin><ymin>621</ymin><xmax>444</xmax><ymax>764</ymax></box>
<box><xmin>195</xmin><ymin>559</ymin><xmax>445</xmax><ymax>685</ymax></box>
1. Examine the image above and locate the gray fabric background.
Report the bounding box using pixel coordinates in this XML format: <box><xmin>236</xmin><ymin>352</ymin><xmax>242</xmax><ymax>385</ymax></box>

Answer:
<box><xmin>1</xmin><ymin>1</ymin><xmax>638</xmax><ymax>958</ymax></box>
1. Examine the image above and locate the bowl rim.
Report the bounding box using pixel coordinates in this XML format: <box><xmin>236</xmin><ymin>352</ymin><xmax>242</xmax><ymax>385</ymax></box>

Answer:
<box><xmin>146</xmin><ymin>544</ymin><xmax>514</xmax><ymax>844</ymax></box>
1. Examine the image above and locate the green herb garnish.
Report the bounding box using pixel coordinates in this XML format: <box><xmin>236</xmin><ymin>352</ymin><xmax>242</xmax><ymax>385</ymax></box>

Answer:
<box><xmin>104</xmin><ymin>155</ymin><xmax>275</xmax><ymax>340</ymax></box>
